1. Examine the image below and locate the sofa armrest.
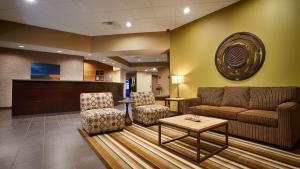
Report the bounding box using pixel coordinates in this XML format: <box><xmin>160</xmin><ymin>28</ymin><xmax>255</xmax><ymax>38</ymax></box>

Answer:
<box><xmin>182</xmin><ymin>97</ymin><xmax>201</xmax><ymax>114</ymax></box>
<box><xmin>277</xmin><ymin>102</ymin><xmax>300</xmax><ymax>148</ymax></box>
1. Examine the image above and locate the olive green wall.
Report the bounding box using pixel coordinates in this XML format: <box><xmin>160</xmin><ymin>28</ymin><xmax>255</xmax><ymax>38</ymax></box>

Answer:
<box><xmin>170</xmin><ymin>0</ymin><xmax>300</xmax><ymax>99</ymax></box>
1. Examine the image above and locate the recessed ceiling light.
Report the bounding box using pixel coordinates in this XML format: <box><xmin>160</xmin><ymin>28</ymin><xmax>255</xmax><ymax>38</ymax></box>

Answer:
<box><xmin>25</xmin><ymin>0</ymin><xmax>36</xmax><ymax>3</ymax></box>
<box><xmin>57</xmin><ymin>50</ymin><xmax>62</xmax><ymax>53</ymax></box>
<box><xmin>126</xmin><ymin>21</ymin><xmax>132</xmax><ymax>28</ymax></box>
<box><xmin>145</xmin><ymin>69</ymin><xmax>148</xmax><ymax>72</ymax></box>
<box><xmin>19</xmin><ymin>45</ymin><xmax>24</xmax><ymax>48</ymax></box>
<box><xmin>183</xmin><ymin>7</ymin><xmax>191</xmax><ymax>14</ymax></box>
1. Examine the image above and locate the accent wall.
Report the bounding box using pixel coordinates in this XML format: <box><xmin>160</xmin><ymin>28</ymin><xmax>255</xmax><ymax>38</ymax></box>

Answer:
<box><xmin>170</xmin><ymin>0</ymin><xmax>300</xmax><ymax>99</ymax></box>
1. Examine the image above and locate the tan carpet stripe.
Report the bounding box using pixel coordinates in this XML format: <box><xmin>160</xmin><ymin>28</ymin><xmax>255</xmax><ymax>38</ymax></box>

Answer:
<box><xmin>93</xmin><ymin>135</ymin><xmax>132</xmax><ymax>168</ymax></box>
<box><xmin>130</xmin><ymin>124</ymin><xmax>247</xmax><ymax>169</ymax></box>
<box><xmin>110</xmin><ymin>131</ymin><xmax>181</xmax><ymax>169</ymax></box>
<box><xmin>101</xmin><ymin>134</ymin><xmax>153</xmax><ymax>169</ymax></box>
<box><xmin>122</xmin><ymin>130</ymin><xmax>203</xmax><ymax>169</ymax></box>
<box><xmin>146</xmin><ymin>125</ymin><xmax>298</xmax><ymax>169</ymax></box>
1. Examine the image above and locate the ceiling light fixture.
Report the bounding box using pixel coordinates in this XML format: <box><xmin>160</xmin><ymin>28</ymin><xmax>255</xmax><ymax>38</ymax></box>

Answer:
<box><xmin>19</xmin><ymin>45</ymin><xmax>24</xmax><ymax>48</ymax></box>
<box><xmin>183</xmin><ymin>7</ymin><xmax>191</xmax><ymax>14</ymax></box>
<box><xmin>25</xmin><ymin>0</ymin><xmax>36</xmax><ymax>3</ymax></box>
<box><xmin>57</xmin><ymin>50</ymin><xmax>62</xmax><ymax>53</ymax></box>
<box><xmin>126</xmin><ymin>21</ymin><xmax>132</xmax><ymax>28</ymax></box>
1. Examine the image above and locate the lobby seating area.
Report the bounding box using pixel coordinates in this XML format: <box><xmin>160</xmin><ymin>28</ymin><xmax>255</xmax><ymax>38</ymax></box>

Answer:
<box><xmin>184</xmin><ymin>87</ymin><xmax>300</xmax><ymax>148</ymax></box>
<box><xmin>1</xmin><ymin>0</ymin><xmax>300</xmax><ymax>169</ymax></box>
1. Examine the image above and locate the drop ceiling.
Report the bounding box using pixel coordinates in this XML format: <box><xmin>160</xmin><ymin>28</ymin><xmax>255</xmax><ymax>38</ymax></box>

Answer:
<box><xmin>121</xmin><ymin>54</ymin><xmax>168</xmax><ymax>63</ymax></box>
<box><xmin>0</xmin><ymin>0</ymin><xmax>239</xmax><ymax>36</ymax></box>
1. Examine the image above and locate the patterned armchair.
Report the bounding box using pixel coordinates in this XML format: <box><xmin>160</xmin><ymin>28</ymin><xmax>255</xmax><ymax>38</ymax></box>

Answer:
<box><xmin>80</xmin><ymin>92</ymin><xmax>125</xmax><ymax>134</ymax></box>
<box><xmin>131</xmin><ymin>91</ymin><xmax>169</xmax><ymax>125</ymax></box>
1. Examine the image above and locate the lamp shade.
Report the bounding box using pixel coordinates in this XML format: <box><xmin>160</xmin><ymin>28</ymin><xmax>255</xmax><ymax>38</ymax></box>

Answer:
<box><xmin>171</xmin><ymin>75</ymin><xmax>184</xmax><ymax>84</ymax></box>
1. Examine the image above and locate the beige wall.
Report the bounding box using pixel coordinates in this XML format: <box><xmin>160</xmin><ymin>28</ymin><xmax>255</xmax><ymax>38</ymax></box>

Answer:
<box><xmin>170</xmin><ymin>0</ymin><xmax>300</xmax><ymax>100</ymax></box>
<box><xmin>0</xmin><ymin>20</ymin><xmax>91</xmax><ymax>52</ymax></box>
<box><xmin>136</xmin><ymin>72</ymin><xmax>152</xmax><ymax>92</ymax></box>
<box><xmin>91</xmin><ymin>32</ymin><xmax>170</xmax><ymax>53</ymax></box>
<box><xmin>0</xmin><ymin>48</ymin><xmax>83</xmax><ymax>107</ymax></box>
<box><xmin>157</xmin><ymin>67</ymin><xmax>170</xmax><ymax>95</ymax></box>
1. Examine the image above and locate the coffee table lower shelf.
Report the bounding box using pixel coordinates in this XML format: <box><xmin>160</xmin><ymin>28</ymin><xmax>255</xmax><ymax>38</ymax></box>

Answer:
<box><xmin>158</xmin><ymin>122</ymin><xmax>228</xmax><ymax>162</ymax></box>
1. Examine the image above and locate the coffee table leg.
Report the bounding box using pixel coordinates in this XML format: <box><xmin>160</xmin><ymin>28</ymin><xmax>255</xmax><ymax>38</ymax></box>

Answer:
<box><xmin>158</xmin><ymin>123</ymin><xmax>162</xmax><ymax>145</ymax></box>
<box><xmin>197</xmin><ymin>132</ymin><xmax>200</xmax><ymax>162</ymax></box>
<box><xmin>225</xmin><ymin>123</ymin><xmax>228</xmax><ymax>145</ymax></box>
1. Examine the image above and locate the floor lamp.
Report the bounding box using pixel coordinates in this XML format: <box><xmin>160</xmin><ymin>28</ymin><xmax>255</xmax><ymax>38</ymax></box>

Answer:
<box><xmin>171</xmin><ymin>75</ymin><xmax>184</xmax><ymax>98</ymax></box>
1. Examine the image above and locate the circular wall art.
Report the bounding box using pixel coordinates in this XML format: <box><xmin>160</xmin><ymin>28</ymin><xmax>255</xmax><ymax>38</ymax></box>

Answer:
<box><xmin>215</xmin><ymin>32</ymin><xmax>265</xmax><ymax>81</ymax></box>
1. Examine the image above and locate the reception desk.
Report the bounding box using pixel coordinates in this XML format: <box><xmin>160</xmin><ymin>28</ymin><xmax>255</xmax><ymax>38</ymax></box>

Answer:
<box><xmin>12</xmin><ymin>80</ymin><xmax>124</xmax><ymax>116</ymax></box>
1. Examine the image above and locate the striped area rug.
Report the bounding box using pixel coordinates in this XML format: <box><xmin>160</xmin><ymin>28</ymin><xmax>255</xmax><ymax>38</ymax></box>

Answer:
<box><xmin>79</xmin><ymin>124</ymin><xmax>300</xmax><ymax>169</ymax></box>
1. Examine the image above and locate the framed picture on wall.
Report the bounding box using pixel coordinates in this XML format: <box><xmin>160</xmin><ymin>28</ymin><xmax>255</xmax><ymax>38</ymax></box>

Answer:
<box><xmin>31</xmin><ymin>63</ymin><xmax>60</xmax><ymax>80</ymax></box>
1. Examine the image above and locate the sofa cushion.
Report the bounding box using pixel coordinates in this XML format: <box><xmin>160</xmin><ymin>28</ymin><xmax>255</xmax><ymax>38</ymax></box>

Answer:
<box><xmin>209</xmin><ymin>106</ymin><xmax>248</xmax><ymax>120</ymax></box>
<box><xmin>222</xmin><ymin>87</ymin><xmax>250</xmax><ymax>108</ymax></box>
<box><xmin>237</xmin><ymin>110</ymin><xmax>278</xmax><ymax>127</ymax></box>
<box><xmin>197</xmin><ymin>87</ymin><xmax>224</xmax><ymax>106</ymax></box>
<box><xmin>188</xmin><ymin>105</ymin><xmax>247</xmax><ymax>120</ymax></box>
<box><xmin>249</xmin><ymin>87</ymin><xmax>298</xmax><ymax>111</ymax></box>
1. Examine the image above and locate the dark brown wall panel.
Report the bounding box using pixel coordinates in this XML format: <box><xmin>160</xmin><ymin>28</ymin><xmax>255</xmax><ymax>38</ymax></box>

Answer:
<box><xmin>12</xmin><ymin>80</ymin><xmax>124</xmax><ymax>115</ymax></box>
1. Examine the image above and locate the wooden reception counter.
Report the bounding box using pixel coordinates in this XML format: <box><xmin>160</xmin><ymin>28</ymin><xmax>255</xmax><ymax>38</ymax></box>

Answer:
<box><xmin>12</xmin><ymin>80</ymin><xmax>124</xmax><ymax>116</ymax></box>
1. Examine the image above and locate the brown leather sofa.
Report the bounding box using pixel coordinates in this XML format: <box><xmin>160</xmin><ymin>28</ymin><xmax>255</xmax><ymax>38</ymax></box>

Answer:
<box><xmin>183</xmin><ymin>87</ymin><xmax>300</xmax><ymax>148</ymax></box>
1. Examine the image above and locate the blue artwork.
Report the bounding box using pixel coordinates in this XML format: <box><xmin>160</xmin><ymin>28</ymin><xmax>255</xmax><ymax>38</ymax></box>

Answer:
<box><xmin>31</xmin><ymin>63</ymin><xmax>60</xmax><ymax>80</ymax></box>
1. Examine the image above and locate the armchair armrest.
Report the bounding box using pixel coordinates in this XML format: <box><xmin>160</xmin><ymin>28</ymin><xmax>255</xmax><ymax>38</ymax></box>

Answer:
<box><xmin>277</xmin><ymin>102</ymin><xmax>300</xmax><ymax>148</ymax></box>
<box><xmin>182</xmin><ymin>97</ymin><xmax>202</xmax><ymax>114</ymax></box>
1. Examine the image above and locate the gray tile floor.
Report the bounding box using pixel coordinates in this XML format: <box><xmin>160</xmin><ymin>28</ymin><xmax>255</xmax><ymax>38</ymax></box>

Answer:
<box><xmin>1</xmin><ymin>106</ymin><xmax>299</xmax><ymax>169</ymax></box>
<box><xmin>0</xmin><ymin>106</ymin><xmax>125</xmax><ymax>169</ymax></box>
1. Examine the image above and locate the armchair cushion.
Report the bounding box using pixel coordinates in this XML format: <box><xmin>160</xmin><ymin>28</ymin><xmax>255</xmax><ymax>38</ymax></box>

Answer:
<box><xmin>133</xmin><ymin>104</ymin><xmax>169</xmax><ymax>125</ymax></box>
<box><xmin>130</xmin><ymin>91</ymin><xmax>155</xmax><ymax>108</ymax></box>
<box><xmin>81</xmin><ymin>108</ymin><xmax>125</xmax><ymax>134</ymax></box>
<box><xmin>80</xmin><ymin>92</ymin><xmax>113</xmax><ymax>111</ymax></box>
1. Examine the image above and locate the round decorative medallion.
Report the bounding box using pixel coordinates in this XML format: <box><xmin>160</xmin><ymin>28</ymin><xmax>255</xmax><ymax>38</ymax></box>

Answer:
<box><xmin>215</xmin><ymin>32</ymin><xmax>265</xmax><ymax>80</ymax></box>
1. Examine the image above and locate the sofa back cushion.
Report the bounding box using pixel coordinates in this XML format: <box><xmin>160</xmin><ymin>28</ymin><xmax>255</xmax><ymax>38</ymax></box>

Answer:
<box><xmin>222</xmin><ymin>87</ymin><xmax>250</xmax><ymax>108</ymax></box>
<box><xmin>130</xmin><ymin>91</ymin><xmax>155</xmax><ymax>108</ymax></box>
<box><xmin>80</xmin><ymin>92</ymin><xmax>113</xmax><ymax>111</ymax></box>
<box><xmin>249</xmin><ymin>87</ymin><xmax>298</xmax><ymax>111</ymax></box>
<box><xmin>197</xmin><ymin>87</ymin><xmax>224</xmax><ymax>106</ymax></box>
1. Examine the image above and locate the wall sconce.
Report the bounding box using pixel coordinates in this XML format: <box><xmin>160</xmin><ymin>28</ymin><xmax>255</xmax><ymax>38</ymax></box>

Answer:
<box><xmin>171</xmin><ymin>75</ymin><xmax>184</xmax><ymax>98</ymax></box>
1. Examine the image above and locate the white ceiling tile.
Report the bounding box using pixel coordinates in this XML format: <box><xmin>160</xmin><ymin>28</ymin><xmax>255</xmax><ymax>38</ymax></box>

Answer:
<box><xmin>131</xmin><ymin>8</ymin><xmax>155</xmax><ymax>19</ymax></box>
<box><xmin>149</xmin><ymin>0</ymin><xmax>180</xmax><ymax>7</ymax></box>
<box><xmin>124</xmin><ymin>0</ymin><xmax>151</xmax><ymax>9</ymax></box>
<box><xmin>0</xmin><ymin>0</ymin><xmax>239</xmax><ymax>36</ymax></box>
<box><xmin>153</xmin><ymin>6</ymin><xmax>176</xmax><ymax>17</ymax></box>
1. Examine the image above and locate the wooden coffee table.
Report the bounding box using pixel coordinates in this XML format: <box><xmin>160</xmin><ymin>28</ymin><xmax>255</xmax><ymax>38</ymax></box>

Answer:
<box><xmin>158</xmin><ymin>115</ymin><xmax>228</xmax><ymax>162</ymax></box>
